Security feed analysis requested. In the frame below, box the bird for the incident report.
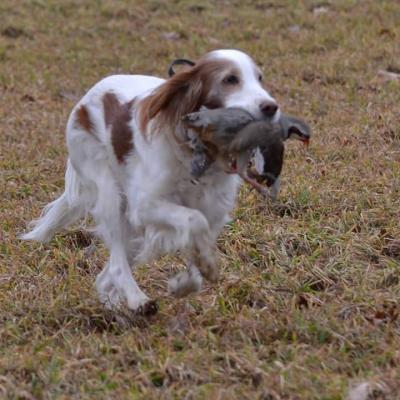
[183,108,310,198]
[182,107,254,178]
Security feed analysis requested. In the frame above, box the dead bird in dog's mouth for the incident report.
[182,107,311,199]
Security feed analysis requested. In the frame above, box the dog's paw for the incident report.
[168,270,202,298]
[197,256,220,283]
[201,264,220,283]
[192,243,220,283]
[135,300,158,316]
[127,296,158,316]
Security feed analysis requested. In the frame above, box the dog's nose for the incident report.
[260,100,278,117]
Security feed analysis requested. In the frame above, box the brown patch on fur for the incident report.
[75,105,93,133]
[102,92,135,163]
[139,57,238,136]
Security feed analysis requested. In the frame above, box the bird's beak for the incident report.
[301,137,310,146]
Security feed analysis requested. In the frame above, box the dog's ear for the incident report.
[139,66,205,132]
[168,58,195,77]
[139,59,231,133]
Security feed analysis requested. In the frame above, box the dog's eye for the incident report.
[223,75,239,85]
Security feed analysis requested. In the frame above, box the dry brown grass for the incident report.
[1,0,400,399]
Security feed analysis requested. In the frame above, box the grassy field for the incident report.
[1,0,400,398]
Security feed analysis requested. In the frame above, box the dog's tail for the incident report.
[21,159,90,243]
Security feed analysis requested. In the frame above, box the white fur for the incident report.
[22,49,277,311]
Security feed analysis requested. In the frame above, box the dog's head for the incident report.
[139,49,279,134]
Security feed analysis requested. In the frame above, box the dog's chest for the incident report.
[173,165,240,226]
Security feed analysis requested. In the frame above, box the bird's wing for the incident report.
[228,121,282,153]
[183,108,254,132]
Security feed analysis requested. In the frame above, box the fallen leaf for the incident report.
[21,94,35,102]
[366,303,398,325]
[347,381,388,400]
[288,25,301,33]
[377,69,400,81]
[347,382,370,400]
[382,239,400,258]
[57,90,79,102]
[312,6,330,15]
[162,31,181,41]
[379,28,395,37]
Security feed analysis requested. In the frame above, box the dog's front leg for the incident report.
[129,199,219,287]
[189,231,219,283]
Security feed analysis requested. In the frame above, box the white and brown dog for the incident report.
[22,49,279,314]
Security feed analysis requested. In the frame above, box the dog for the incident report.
[22,49,280,314]
[168,59,311,200]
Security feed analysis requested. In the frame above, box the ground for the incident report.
[1,0,400,399]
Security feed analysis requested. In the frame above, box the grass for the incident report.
[1,0,400,398]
